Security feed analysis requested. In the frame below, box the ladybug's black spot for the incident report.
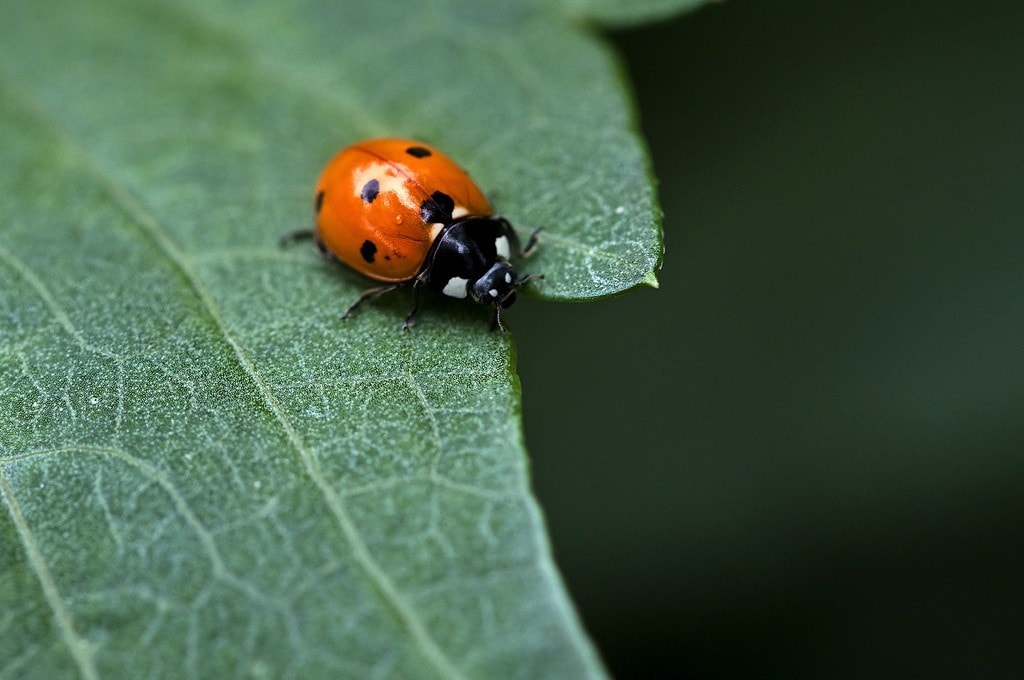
[360,179,380,203]
[406,146,432,158]
[420,191,454,224]
[315,190,325,213]
[360,240,377,263]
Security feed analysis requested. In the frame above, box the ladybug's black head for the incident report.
[470,261,519,308]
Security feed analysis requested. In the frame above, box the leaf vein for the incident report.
[5,444,275,606]
[0,244,123,360]
[0,466,100,680]
[537,230,639,267]
[339,473,516,502]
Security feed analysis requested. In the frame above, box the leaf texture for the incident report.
[0,0,703,676]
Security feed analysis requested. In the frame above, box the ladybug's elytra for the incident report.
[282,138,541,331]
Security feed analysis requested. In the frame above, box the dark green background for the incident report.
[517,1,1024,676]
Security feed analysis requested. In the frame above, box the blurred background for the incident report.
[516,0,1024,676]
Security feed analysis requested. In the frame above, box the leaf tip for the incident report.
[643,270,660,289]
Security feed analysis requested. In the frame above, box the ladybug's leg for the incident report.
[280,229,333,260]
[489,305,507,333]
[402,286,422,331]
[499,218,543,258]
[342,284,402,320]
[519,227,543,257]
[278,229,314,246]
[515,273,544,288]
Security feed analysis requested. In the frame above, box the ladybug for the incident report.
[282,137,541,330]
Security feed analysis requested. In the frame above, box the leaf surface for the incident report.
[0,0,703,677]
[562,0,711,26]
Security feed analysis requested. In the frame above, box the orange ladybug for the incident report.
[282,138,540,330]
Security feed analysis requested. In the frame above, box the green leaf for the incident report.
[560,0,711,27]
[0,0,692,677]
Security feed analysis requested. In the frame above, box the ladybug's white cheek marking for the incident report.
[495,235,511,259]
[452,205,469,219]
[442,276,469,298]
[429,223,444,240]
